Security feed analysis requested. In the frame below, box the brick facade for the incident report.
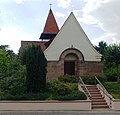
[47,60,103,80]
[47,48,103,80]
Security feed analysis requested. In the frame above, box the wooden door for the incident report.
[64,61,75,75]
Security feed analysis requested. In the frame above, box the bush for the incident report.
[54,90,87,100]
[82,75,106,85]
[104,67,118,81]
[0,92,49,100]
[46,80,87,100]
[58,75,78,83]
[103,82,120,99]
[47,81,74,96]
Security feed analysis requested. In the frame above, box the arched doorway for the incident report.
[59,48,84,77]
[64,53,78,75]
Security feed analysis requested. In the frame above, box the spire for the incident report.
[43,8,59,34]
[40,8,59,40]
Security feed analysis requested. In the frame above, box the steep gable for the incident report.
[44,12,102,61]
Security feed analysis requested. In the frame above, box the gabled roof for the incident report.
[43,8,59,34]
[44,12,102,61]
[40,8,59,40]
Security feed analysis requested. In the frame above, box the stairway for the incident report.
[81,85,110,110]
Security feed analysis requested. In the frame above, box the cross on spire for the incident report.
[49,3,52,9]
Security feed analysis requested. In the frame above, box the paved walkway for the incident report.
[0,111,120,115]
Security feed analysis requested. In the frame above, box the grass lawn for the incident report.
[104,82,120,99]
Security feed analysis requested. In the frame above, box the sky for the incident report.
[0,0,120,53]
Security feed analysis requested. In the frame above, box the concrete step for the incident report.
[81,84,110,109]
[89,92,101,94]
[87,88,98,91]
[91,96,104,99]
[92,102,108,105]
[92,99,106,102]
[90,94,102,97]
[92,105,109,109]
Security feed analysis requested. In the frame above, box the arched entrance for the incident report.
[64,53,78,75]
[59,48,84,76]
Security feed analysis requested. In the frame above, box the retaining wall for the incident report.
[0,100,91,111]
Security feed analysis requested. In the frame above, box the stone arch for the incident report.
[59,48,84,76]
[59,48,84,62]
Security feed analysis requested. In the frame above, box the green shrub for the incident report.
[104,68,117,81]
[58,75,78,83]
[82,75,106,85]
[54,90,87,100]
[82,76,96,85]
[47,81,74,96]
[0,92,49,100]
[103,82,120,99]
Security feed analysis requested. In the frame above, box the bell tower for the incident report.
[40,8,59,40]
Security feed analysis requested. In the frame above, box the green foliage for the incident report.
[0,92,49,100]
[0,80,87,100]
[47,81,73,95]
[0,45,15,57]
[103,44,120,81]
[20,45,47,92]
[104,82,120,99]
[82,75,106,85]
[0,59,26,95]
[104,67,118,81]
[95,41,107,55]
[0,49,11,79]
[58,75,78,83]
[0,46,27,99]
[54,90,87,100]
[46,81,86,100]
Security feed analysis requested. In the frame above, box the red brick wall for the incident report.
[20,41,46,51]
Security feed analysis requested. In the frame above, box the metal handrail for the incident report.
[95,76,113,108]
[79,77,91,98]
[95,76,112,99]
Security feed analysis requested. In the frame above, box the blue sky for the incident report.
[0,0,120,53]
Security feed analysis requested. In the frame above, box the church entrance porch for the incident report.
[62,48,83,76]
[46,48,103,80]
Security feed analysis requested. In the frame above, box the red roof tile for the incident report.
[43,9,59,34]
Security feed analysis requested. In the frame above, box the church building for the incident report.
[21,8,103,80]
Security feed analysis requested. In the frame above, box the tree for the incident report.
[95,41,107,55]
[0,46,27,98]
[104,44,120,82]
[20,45,47,92]
[0,45,15,57]
[0,49,11,79]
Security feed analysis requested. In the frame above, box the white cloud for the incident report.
[79,0,120,45]
[90,0,120,44]
[78,13,98,25]
[72,10,80,17]
[91,32,118,45]
[81,0,110,14]
[0,0,11,4]
[55,12,66,18]
[80,0,110,26]
[14,0,24,4]
[57,0,72,8]
[0,0,24,4]
[0,27,36,53]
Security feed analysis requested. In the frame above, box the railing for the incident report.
[79,77,91,98]
[95,76,113,107]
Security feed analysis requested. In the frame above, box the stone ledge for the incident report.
[0,100,91,111]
